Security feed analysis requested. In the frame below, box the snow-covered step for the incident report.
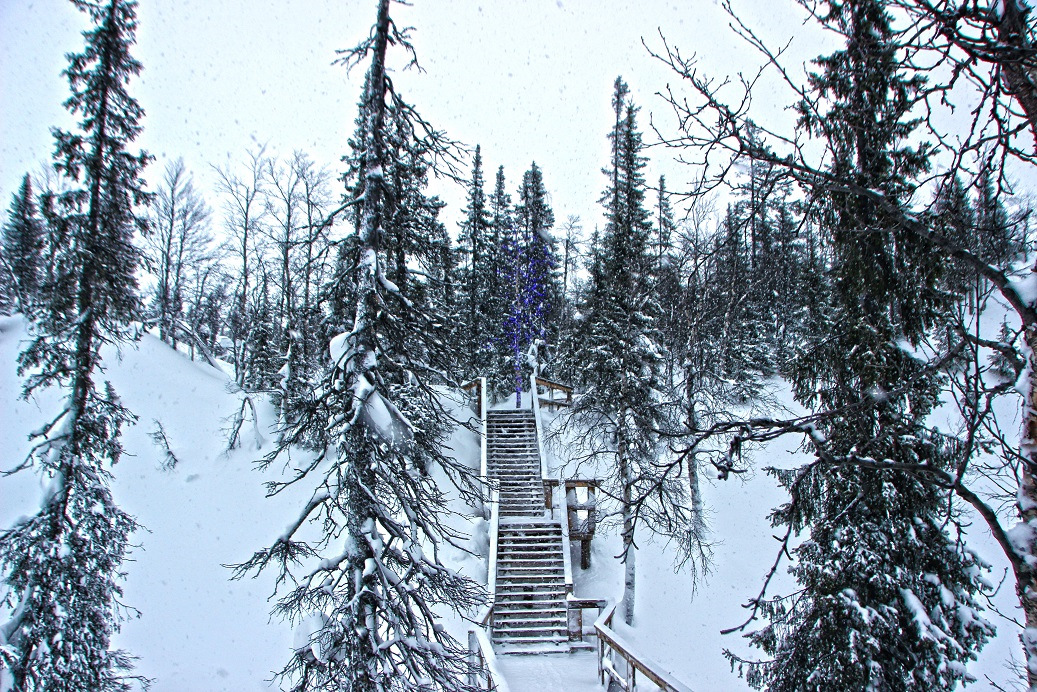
[485,408,572,653]
[497,555,563,563]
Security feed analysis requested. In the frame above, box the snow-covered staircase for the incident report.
[493,520,569,649]
[486,410,570,651]
[487,410,544,517]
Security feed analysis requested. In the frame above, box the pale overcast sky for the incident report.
[0,1,827,233]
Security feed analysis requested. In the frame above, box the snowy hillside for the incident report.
[0,316,486,691]
[0,313,1026,690]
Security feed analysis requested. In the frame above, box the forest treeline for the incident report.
[5,0,1037,690]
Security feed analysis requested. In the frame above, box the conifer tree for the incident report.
[569,78,681,625]
[0,1,149,689]
[1,175,46,313]
[232,2,483,689]
[456,146,493,378]
[500,162,558,404]
[486,165,516,396]
[975,161,1017,270]
[514,162,558,361]
[931,174,977,298]
[735,3,993,687]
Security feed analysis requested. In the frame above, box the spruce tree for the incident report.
[736,2,993,687]
[456,146,493,378]
[931,174,977,298]
[0,1,149,689]
[232,2,483,689]
[514,162,558,364]
[1,175,46,314]
[495,162,559,403]
[570,78,679,625]
[486,165,516,396]
[975,161,1016,270]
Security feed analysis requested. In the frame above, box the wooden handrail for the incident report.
[534,376,573,410]
[487,487,499,601]
[534,376,573,395]
[467,626,511,691]
[460,377,485,419]
[529,373,550,482]
[594,601,693,692]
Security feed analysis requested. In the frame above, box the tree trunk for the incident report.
[1019,327,1037,690]
[619,435,636,626]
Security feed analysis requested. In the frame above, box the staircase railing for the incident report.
[461,377,489,479]
[529,373,550,482]
[532,375,583,646]
[486,487,500,613]
[594,602,693,692]
[465,377,507,691]
[468,625,510,692]
[533,376,573,410]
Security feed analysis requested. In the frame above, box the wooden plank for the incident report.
[593,602,694,692]
[534,376,573,394]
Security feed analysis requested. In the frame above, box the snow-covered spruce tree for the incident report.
[485,165,517,397]
[1,175,46,314]
[729,2,993,688]
[231,2,483,689]
[0,1,149,689]
[931,174,977,299]
[513,162,558,368]
[455,145,500,380]
[568,78,689,626]
[497,162,558,404]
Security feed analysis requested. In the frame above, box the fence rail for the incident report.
[594,602,693,692]
[534,376,573,410]
[468,626,510,692]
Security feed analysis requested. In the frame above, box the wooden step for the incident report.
[492,633,569,646]
[493,589,568,597]
[492,623,567,637]
[498,559,563,567]
[495,596,565,607]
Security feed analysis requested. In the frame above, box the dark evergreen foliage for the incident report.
[734,2,994,687]
[0,1,150,689]
[231,2,484,689]
[1,175,46,314]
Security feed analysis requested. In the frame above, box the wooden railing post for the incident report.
[593,600,694,692]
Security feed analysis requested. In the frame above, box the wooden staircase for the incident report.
[486,409,570,651]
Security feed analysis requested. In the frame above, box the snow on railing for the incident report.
[594,601,693,692]
[529,373,550,482]
[464,376,507,691]
[460,377,488,480]
[467,626,511,692]
[486,487,500,603]
[533,375,573,410]
[555,472,574,599]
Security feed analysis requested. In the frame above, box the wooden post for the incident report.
[568,604,581,641]
[581,539,592,570]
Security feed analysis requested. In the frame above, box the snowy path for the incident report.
[496,651,603,691]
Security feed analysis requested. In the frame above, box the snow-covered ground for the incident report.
[497,651,601,692]
[0,316,485,690]
[543,375,1025,691]
[0,313,1027,690]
